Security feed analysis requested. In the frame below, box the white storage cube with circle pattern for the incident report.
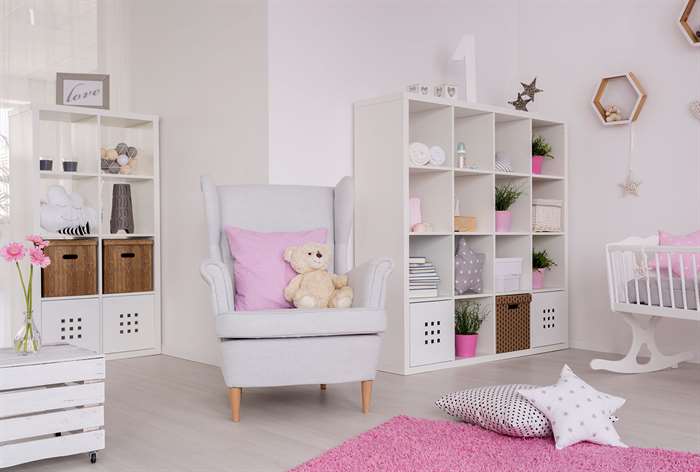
[41,298,100,352]
[103,294,154,353]
[530,291,567,347]
[409,300,455,367]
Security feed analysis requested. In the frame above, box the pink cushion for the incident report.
[649,230,700,278]
[224,226,327,311]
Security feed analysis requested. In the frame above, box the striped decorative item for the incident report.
[494,152,513,172]
[57,222,91,236]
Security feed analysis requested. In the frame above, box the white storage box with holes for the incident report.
[532,199,563,232]
[103,294,154,354]
[0,345,105,468]
[409,300,455,367]
[495,257,523,293]
[530,291,568,347]
[41,298,101,353]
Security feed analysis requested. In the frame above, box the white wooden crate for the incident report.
[409,300,455,367]
[0,345,105,468]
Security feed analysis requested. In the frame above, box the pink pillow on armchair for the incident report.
[224,227,327,311]
[649,230,700,278]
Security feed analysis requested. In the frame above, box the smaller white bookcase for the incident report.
[9,104,161,359]
[0,345,105,468]
[354,93,568,375]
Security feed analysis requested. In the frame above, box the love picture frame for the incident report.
[56,72,110,109]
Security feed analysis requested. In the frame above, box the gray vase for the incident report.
[110,184,134,234]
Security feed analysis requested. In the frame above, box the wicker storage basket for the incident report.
[532,198,562,232]
[42,239,98,297]
[496,293,531,353]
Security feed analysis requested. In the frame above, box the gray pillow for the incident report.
[455,238,484,294]
[435,384,552,438]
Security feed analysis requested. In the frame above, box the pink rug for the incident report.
[290,416,700,472]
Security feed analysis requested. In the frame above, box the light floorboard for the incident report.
[12,349,700,472]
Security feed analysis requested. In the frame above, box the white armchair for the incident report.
[200,176,392,421]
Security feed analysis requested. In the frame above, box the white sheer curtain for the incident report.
[0,0,103,346]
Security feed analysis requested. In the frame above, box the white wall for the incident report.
[268,0,700,360]
[126,0,269,366]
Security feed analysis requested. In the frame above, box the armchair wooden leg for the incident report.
[320,384,327,391]
[361,380,373,414]
[229,387,242,422]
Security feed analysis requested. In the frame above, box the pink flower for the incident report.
[29,248,51,268]
[1,242,26,263]
[26,235,49,249]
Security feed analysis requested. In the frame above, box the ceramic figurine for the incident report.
[604,105,623,122]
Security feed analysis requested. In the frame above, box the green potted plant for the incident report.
[455,300,489,358]
[495,183,524,232]
[532,249,557,289]
[532,135,554,175]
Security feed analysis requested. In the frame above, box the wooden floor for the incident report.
[13,349,700,472]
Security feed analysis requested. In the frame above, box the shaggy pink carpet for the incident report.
[290,416,700,472]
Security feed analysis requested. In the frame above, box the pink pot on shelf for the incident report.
[532,268,545,289]
[532,155,545,174]
[455,334,478,358]
[495,211,512,232]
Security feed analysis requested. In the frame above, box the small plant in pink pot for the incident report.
[495,183,524,232]
[1,235,51,354]
[532,249,556,290]
[455,300,489,358]
[531,135,554,175]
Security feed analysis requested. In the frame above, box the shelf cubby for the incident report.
[494,115,531,174]
[454,173,494,233]
[409,102,452,167]
[591,73,646,126]
[532,120,566,177]
[38,112,98,174]
[39,176,100,236]
[453,109,494,171]
[101,116,155,178]
[532,179,565,232]
[409,171,453,233]
[533,234,566,291]
[100,178,155,236]
[455,234,494,296]
[456,295,496,357]
[679,0,700,46]
[495,175,530,233]
[409,235,453,300]
[495,234,531,293]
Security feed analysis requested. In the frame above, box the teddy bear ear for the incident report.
[283,246,296,262]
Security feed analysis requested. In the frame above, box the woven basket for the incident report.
[496,293,531,353]
[532,198,562,232]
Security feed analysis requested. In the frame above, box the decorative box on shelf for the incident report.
[495,257,522,293]
[103,239,154,294]
[409,299,455,367]
[0,345,105,468]
[495,293,531,354]
[454,216,476,232]
[533,198,562,232]
[42,239,98,297]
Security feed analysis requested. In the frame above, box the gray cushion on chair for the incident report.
[216,308,386,338]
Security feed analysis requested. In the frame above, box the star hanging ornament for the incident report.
[508,92,532,112]
[619,171,641,197]
[520,77,543,102]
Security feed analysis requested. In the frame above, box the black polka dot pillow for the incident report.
[435,384,552,437]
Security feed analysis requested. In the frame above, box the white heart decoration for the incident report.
[690,100,700,121]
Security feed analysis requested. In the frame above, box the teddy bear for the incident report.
[283,242,353,309]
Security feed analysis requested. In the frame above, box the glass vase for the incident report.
[14,311,41,355]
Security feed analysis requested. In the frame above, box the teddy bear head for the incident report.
[284,242,332,274]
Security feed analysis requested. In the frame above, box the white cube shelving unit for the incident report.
[9,104,160,359]
[354,93,568,375]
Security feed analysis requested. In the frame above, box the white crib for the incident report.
[590,235,698,373]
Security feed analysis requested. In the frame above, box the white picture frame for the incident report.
[56,73,110,110]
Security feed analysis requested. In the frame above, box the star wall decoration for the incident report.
[508,92,532,112]
[520,77,543,102]
[619,171,641,197]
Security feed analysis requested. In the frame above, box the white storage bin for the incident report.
[495,257,522,293]
[409,299,454,367]
[530,291,568,347]
[41,298,101,353]
[103,294,154,354]
[533,198,563,232]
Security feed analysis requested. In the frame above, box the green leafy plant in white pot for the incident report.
[455,300,489,358]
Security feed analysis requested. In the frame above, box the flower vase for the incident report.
[14,311,41,354]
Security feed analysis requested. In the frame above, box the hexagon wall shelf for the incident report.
[591,73,647,126]
[679,0,700,46]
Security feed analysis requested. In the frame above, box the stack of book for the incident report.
[409,256,440,298]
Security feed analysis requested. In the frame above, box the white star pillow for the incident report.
[518,365,627,449]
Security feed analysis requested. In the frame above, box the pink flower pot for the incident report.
[495,211,512,232]
[455,334,478,358]
[532,269,545,289]
[532,155,545,174]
